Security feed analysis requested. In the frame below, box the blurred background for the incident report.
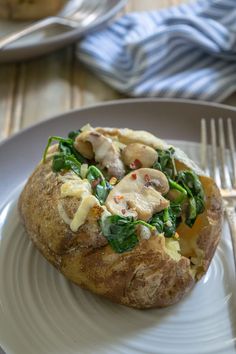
[0,0,236,143]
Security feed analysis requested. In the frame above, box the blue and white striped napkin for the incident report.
[77,0,236,102]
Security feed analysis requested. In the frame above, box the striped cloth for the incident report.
[77,0,236,102]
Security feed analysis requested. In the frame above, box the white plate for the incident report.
[0,99,236,354]
[0,0,126,62]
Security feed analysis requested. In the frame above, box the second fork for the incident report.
[201,117,236,273]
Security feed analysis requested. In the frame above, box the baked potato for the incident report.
[0,0,66,20]
[19,125,223,309]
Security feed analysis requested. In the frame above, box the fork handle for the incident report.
[0,18,55,50]
[0,17,79,51]
[225,206,236,273]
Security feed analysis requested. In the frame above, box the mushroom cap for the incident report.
[105,168,169,221]
[122,143,158,168]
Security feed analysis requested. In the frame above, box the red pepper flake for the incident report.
[131,173,137,180]
[129,159,142,170]
[91,178,101,188]
[173,233,180,240]
[121,209,126,215]
[114,195,124,204]
[144,174,151,182]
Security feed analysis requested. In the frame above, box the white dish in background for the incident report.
[0,99,236,354]
[0,0,126,62]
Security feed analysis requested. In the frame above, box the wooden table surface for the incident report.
[0,2,236,354]
[0,0,236,143]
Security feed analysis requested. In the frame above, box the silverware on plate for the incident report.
[201,118,236,272]
[0,17,83,51]
[0,0,125,50]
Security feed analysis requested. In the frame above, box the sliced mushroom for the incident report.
[105,168,169,221]
[75,140,93,160]
[74,131,125,179]
[122,143,158,168]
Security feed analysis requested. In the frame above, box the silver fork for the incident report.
[201,118,236,272]
[0,3,102,50]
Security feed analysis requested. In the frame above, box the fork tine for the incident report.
[210,118,217,181]
[218,118,227,189]
[200,118,207,173]
[227,118,236,189]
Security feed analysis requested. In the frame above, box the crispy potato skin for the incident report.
[19,130,223,309]
[19,161,107,266]
[61,237,194,309]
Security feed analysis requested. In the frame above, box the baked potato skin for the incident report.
[18,129,223,309]
[61,237,195,309]
[18,160,107,266]
[19,158,195,308]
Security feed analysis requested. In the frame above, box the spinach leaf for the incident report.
[176,170,205,227]
[52,154,81,176]
[63,130,86,162]
[43,136,73,163]
[43,134,87,176]
[101,215,154,253]
[168,178,188,204]
[59,140,86,164]
[150,204,181,238]
[43,135,86,164]
[153,147,176,179]
[86,165,112,204]
[68,130,81,141]
[153,147,205,229]
[101,215,138,253]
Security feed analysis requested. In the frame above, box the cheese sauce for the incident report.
[58,172,100,232]
[70,195,99,232]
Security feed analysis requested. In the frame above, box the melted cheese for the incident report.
[61,179,91,199]
[96,138,113,161]
[57,200,72,225]
[70,195,99,232]
[57,171,81,183]
[80,163,88,179]
[58,172,101,232]
[81,123,92,132]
